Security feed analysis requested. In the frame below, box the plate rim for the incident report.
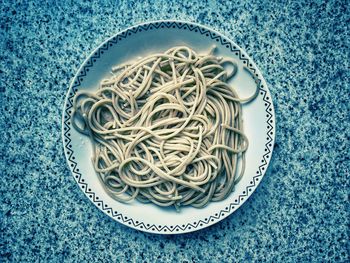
[61,19,276,234]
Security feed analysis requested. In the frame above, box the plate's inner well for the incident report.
[71,45,259,210]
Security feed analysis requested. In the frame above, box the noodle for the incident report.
[72,46,258,209]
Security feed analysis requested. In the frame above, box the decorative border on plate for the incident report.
[62,21,275,233]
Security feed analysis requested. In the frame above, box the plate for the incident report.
[62,20,275,234]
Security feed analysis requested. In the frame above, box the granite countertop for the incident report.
[1,0,348,262]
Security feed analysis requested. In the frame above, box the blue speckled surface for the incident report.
[1,0,349,262]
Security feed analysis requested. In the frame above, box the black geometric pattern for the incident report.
[62,20,275,233]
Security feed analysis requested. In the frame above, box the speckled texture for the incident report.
[1,0,349,262]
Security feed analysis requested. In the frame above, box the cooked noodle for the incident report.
[72,46,258,209]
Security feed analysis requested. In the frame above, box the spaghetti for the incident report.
[72,46,258,209]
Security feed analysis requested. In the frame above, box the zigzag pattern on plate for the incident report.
[63,21,274,233]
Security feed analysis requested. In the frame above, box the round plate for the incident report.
[62,20,275,234]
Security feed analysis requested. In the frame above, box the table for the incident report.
[1,0,348,262]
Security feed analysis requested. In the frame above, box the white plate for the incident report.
[62,20,275,234]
